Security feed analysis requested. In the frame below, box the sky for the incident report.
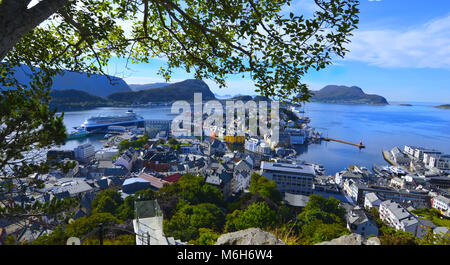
[103,0,450,103]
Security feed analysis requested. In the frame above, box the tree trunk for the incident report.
[0,0,70,61]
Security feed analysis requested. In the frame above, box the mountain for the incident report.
[129,83,171,91]
[435,104,450,109]
[309,85,389,105]
[49,89,110,112]
[214,93,234,99]
[4,65,131,98]
[107,79,216,104]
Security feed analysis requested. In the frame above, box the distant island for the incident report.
[309,85,389,105]
[435,104,450,109]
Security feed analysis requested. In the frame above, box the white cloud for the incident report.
[344,15,450,69]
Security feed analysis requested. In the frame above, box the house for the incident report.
[364,192,382,209]
[122,178,152,195]
[390,177,406,189]
[144,152,178,172]
[115,148,138,171]
[431,195,450,217]
[138,173,169,190]
[209,139,226,156]
[205,171,233,199]
[232,160,252,193]
[52,178,94,198]
[346,206,379,238]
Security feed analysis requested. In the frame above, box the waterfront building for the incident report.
[414,148,441,161]
[390,147,411,167]
[74,143,95,163]
[429,155,450,171]
[404,145,419,157]
[260,161,315,196]
[423,152,442,166]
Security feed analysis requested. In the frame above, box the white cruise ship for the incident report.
[79,110,144,132]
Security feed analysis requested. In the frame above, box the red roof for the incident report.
[163,173,182,183]
[138,173,168,189]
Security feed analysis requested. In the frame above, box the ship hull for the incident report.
[82,120,144,133]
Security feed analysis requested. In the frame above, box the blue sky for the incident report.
[107,0,450,103]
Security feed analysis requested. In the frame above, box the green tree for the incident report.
[225,202,277,232]
[299,219,349,245]
[91,189,123,216]
[164,202,225,242]
[157,174,223,205]
[189,228,220,245]
[65,212,121,239]
[249,173,282,203]
[32,225,68,245]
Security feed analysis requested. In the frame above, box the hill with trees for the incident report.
[107,79,216,104]
[310,85,389,105]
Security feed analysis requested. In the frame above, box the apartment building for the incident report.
[260,161,315,196]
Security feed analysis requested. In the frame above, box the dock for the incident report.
[322,137,366,148]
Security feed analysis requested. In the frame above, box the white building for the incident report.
[390,177,406,189]
[260,161,315,196]
[74,143,95,163]
[414,148,441,161]
[379,200,424,237]
[429,155,450,171]
[423,152,441,166]
[232,160,252,193]
[404,145,418,157]
[95,148,119,161]
[432,195,450,217]
[364,192,382,209]
[245,138,272,155]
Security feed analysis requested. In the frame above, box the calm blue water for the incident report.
[295,102,450,174]
[58,102,450,175]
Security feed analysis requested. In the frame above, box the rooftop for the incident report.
[261,161,315,176]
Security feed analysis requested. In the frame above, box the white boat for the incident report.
[80,109,144,132]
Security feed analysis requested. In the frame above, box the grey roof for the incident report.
[347,206,370,226]
[381,200,419,227]
[284,193,310,207]
[261,161,315,176]
[365,192,381,204]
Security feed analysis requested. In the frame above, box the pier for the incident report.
[322,137,366,149]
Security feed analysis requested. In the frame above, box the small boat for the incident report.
[67,127,89,140]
